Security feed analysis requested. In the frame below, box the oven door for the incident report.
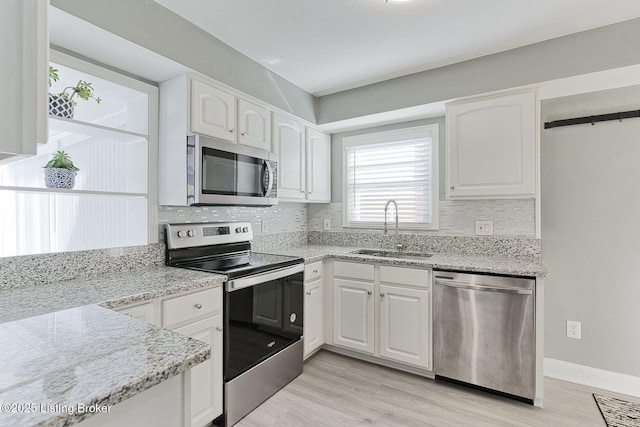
[188,135,277,206]
[224,265,303,382]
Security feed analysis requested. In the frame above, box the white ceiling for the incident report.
[153,0,640,96]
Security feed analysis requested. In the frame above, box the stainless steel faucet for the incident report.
[384,200,403,250]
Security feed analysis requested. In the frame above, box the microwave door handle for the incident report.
[263,160,274,196]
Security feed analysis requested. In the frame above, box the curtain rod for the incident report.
[544,109,640,129]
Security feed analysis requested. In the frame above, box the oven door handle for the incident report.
[226,263,304,292]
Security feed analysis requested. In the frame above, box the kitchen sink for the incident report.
[350,249,433,261]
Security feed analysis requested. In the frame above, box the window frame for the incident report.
[342,124,439,230]
[50,49,160,245]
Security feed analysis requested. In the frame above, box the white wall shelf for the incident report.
[0,186,148,198]
[49,116,148,143]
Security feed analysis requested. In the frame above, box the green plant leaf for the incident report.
[43,150,80,172]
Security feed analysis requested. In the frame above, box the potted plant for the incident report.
[48,66,102,119]
[43,150,80,189]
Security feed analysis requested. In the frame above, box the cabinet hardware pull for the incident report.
[241,132,247,136]
[367,291,372,295]
[312,269,318,273]
[306,291,312,295]
[194,303,203,309]
[216,326,223,332]
[380,293,385,297]
[450,185,455,190]
[229,129,236,134]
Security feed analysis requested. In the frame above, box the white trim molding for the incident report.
[544,358,640,398]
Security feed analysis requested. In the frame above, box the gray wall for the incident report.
[51,0,317,123]
[541,86,640,376]
[318,17,640,124]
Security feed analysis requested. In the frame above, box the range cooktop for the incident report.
[165,222,303,279]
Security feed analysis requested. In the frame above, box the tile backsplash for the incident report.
[157,203,308,241]
[308,200,535,237]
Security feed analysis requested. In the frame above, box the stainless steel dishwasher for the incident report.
[433,271,535,402]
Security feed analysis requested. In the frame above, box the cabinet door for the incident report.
[116,302,157,326]
[379,284,430,368]
[238,99,271,151]
[173,313,223,427]
[273,113,306,200]
[0,0,47,161]
[333,278,374,354]
[304,278,324,358]
[446,90,536,198]
[191,79,236,142]
[306,128,331,202]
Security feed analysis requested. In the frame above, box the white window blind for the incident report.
[344,125,438,229]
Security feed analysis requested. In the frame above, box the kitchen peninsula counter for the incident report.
[0,267,225,427]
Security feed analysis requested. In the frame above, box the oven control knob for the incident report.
[235,227,242,233]
[242,227,248,233]
[177,230,187,238]
[187,230,195,237]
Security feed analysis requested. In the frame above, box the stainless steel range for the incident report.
[165,222,304,426]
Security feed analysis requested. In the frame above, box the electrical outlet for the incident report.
[475,220,494,236]
[567,320,582,339]
[261,220,268,233]
[323,218,331,230]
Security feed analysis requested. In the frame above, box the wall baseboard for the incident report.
[544,358,640,398]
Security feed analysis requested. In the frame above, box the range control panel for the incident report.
[166,222,253,249]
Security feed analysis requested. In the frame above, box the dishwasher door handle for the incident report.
[434,278,533,295]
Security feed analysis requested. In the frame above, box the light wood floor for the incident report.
[236,350,638,427]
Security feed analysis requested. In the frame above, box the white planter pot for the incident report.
[44,168,76,189]
[48,94,74,119]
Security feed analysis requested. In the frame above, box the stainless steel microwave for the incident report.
[187,135,278,206]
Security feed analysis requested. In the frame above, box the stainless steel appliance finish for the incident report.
[165,222,304,426]
[187,135,278,206]
[433,271,536,402]
[225,340,303,427]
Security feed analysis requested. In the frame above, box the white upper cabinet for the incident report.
[272,113,331,203]
[446,90,536,199]
[0,0,48,163]
[190,79,236,142]
[238,99,271,151]
[273,113,306,200]
[306,128,331,203]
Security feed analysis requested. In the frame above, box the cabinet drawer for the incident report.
[304,261,323,282]
[163,287,221,328]
[380,265,430,288]
[334,261,374,281]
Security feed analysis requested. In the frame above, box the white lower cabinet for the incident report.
[333,278,375,354]
[378,284,430,368]
[173,313,223,427]
[303,261,324,358]
[162,287,223,427]
[115,301,158,326]
[332,261,432,370]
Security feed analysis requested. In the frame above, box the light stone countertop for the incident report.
[0,305,210,427]
[0,267,225,427]
[264,244,547,277]
[0,244,544,427]
[0,266,226,324]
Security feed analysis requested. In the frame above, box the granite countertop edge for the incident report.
[44,345,211,427]
[269,245,548,277]
[0,267,225,427]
